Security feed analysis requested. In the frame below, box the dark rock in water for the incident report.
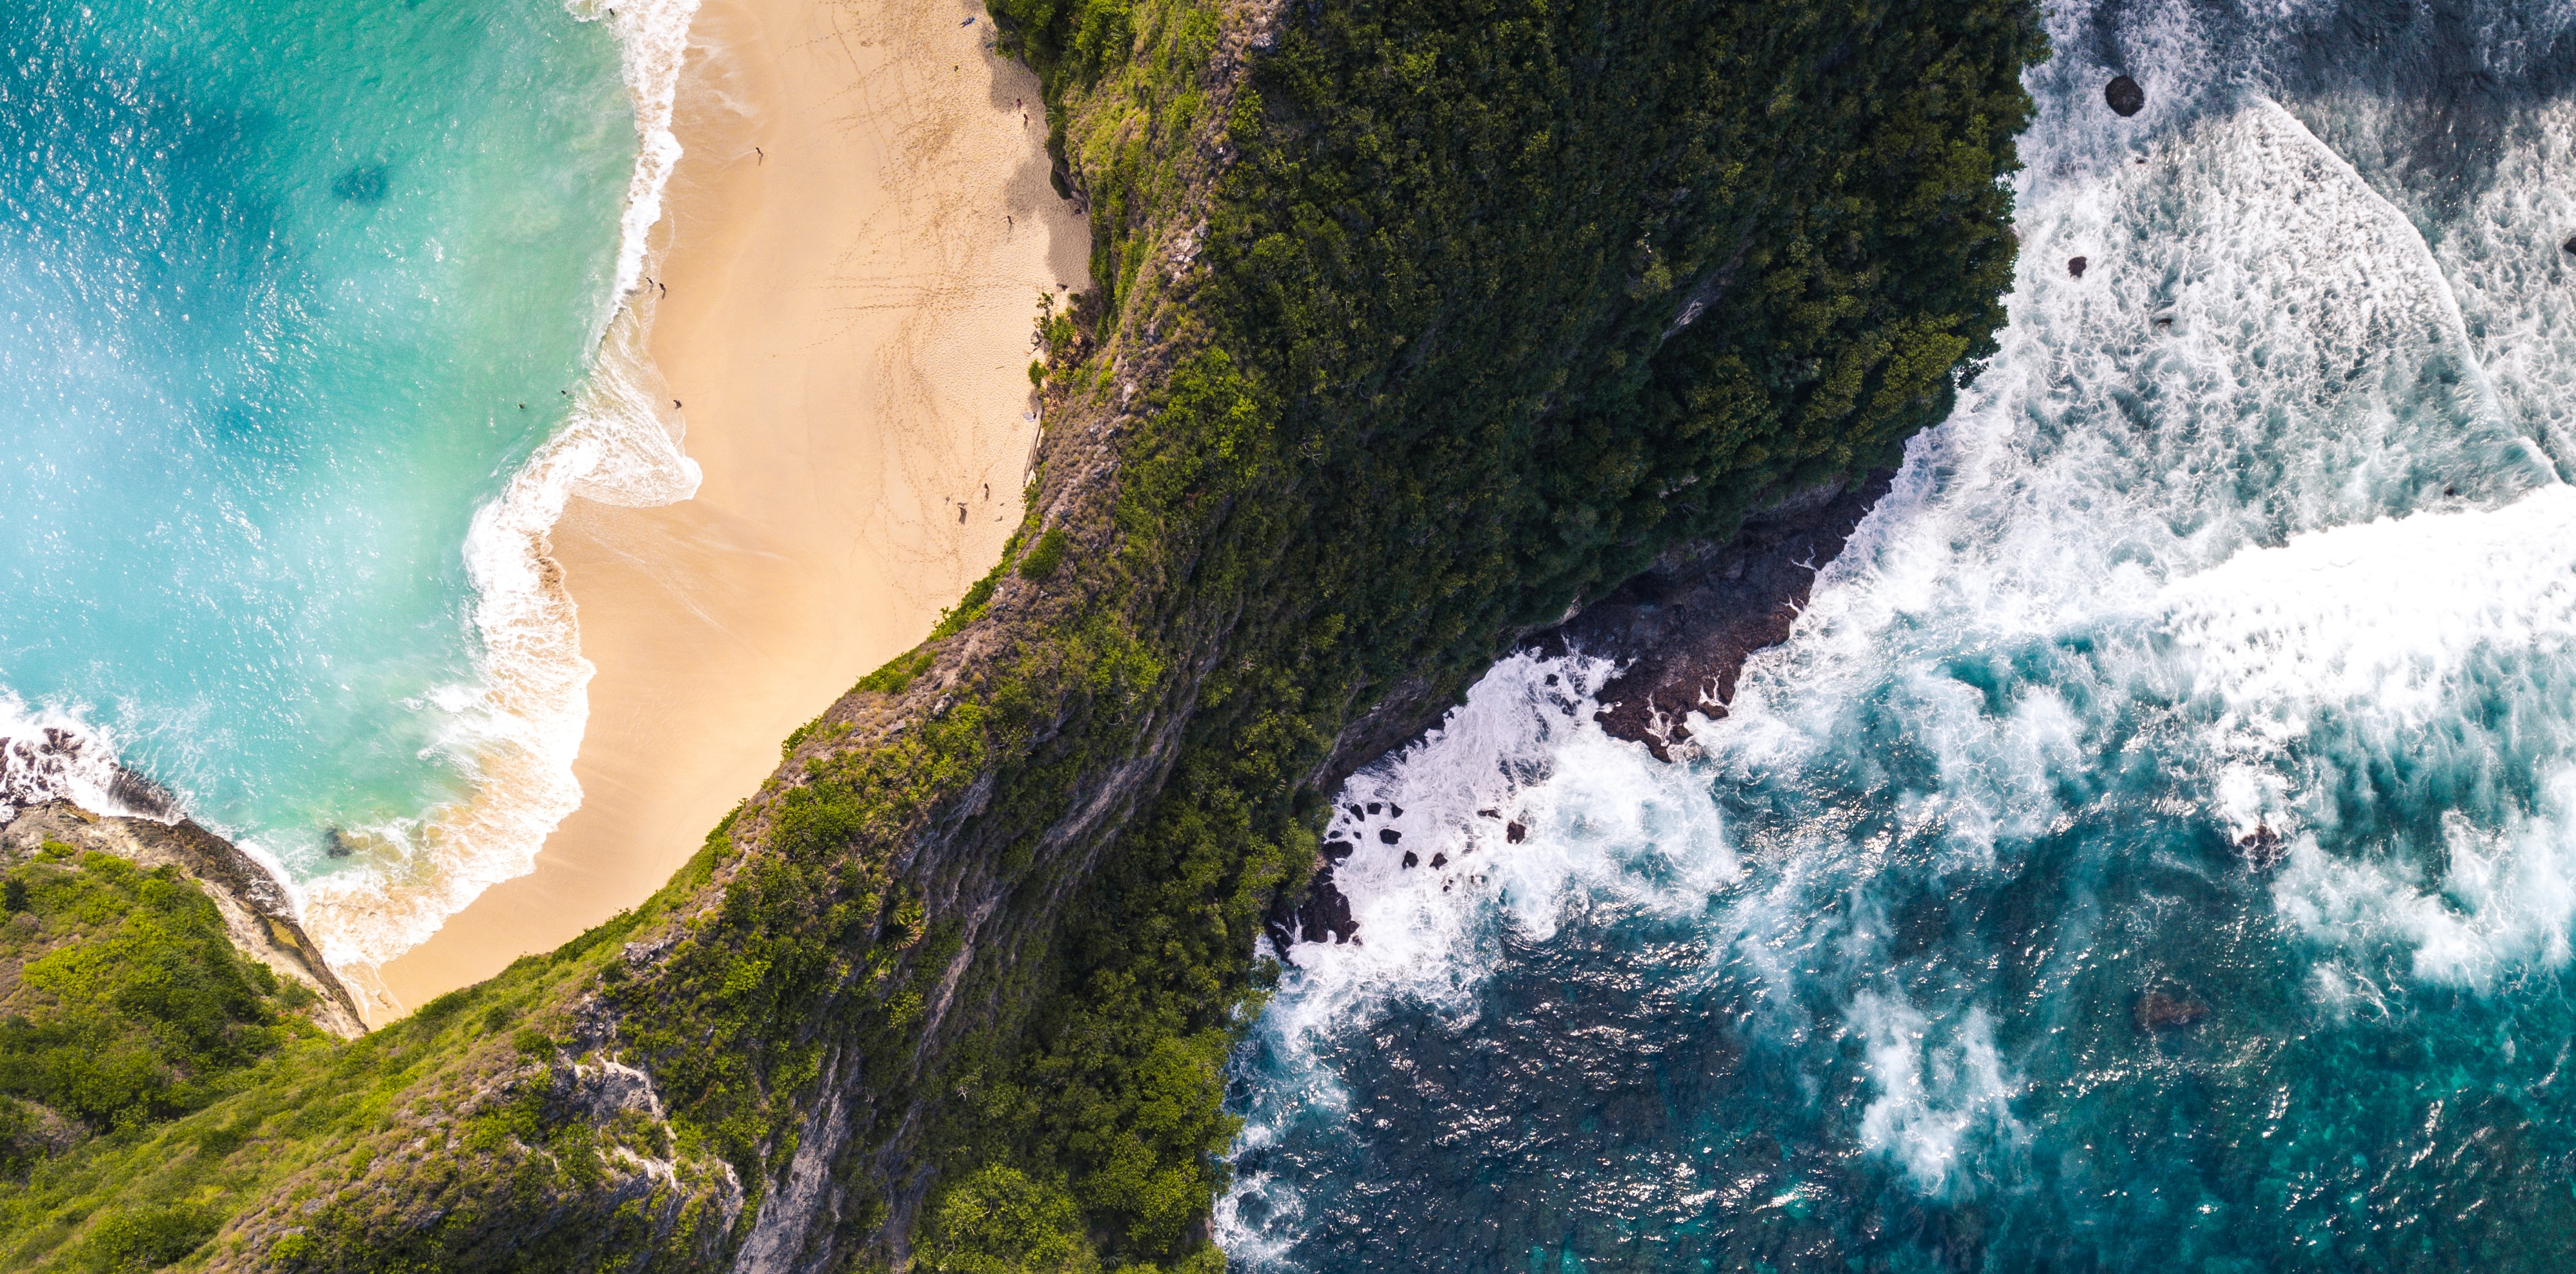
[1531,470,1895,761]
[1270,864,1358,951]
[1429,853,1447,869]
[2135,990,2211,1032]
[333,164,390,204]
[106,765,177,819]
[1345,804,1363,819]
[2236,820,2286,869]
[325,827,354,859]
[1366,802,1382,814]
[2068,255,2088,278]
[1506,820,1526,844]
[1378,827,1401,844]
[1322,836,1354,863]
[2563,235,2575,256]
[1388,802,1404,817]
[1477,808,1500,819]
[1401,850,1419,869]
[2106,75,2145,117]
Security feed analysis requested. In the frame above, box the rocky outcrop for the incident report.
[1544,471,1896,762]
[1273,472,1897,953]
[0,801,366,1038]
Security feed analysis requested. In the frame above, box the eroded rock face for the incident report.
[1542,471,1897,762]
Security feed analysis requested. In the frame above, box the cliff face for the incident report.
[0,1,2042,1270]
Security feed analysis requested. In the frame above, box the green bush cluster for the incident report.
[0,851,312,1172]
[1018,528,1072,580]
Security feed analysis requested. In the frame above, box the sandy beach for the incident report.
[361,0,1087,1019]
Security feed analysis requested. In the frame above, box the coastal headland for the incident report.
[0,0,2040,1268]
[364,0,1088,1019]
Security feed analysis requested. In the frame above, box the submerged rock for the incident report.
[332,163,389,204]
[2135,990,2211,1032]
[2106,75,2145,117]
[2068,255,2088,278]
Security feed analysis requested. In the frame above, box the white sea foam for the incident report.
[1255,653,1738,1055]
[297,0,705,972]
[1853,998,2026,1195]
[574,0,703,309]
[0,693,152,823]
[1230,6,2576,1238]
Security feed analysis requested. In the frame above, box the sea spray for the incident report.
[0,695,146,824]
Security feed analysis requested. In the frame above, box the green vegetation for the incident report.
[1017,528,1072,580]
[0,0,2040,1268]
[938,0,2042,1265]
[0,849,317,1181]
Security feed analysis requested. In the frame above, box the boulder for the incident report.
[2106,75,2145,117]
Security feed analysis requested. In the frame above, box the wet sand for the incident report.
[361,0,1087,1019]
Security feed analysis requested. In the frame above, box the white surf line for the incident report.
[2260,96,2541,475]
[305,0,710,986]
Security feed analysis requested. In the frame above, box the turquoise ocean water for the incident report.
[1227,0,2576,1268]
[0,0,677,966]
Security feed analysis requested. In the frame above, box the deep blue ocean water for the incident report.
[0,0,687,964]
[1224,1,2576,1268]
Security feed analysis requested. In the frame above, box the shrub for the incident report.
[919,1166,1100,1274]
[74,1203,219,1272]
[1018,529,1071,581]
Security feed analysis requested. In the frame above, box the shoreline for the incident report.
[358,0,1085,1020]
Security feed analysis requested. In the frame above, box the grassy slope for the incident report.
[0,1,2040,1269]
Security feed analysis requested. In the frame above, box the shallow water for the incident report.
[1223,1,2576,1268]
[0,0,652,962]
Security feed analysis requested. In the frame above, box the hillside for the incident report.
[0,0,2041,1268]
